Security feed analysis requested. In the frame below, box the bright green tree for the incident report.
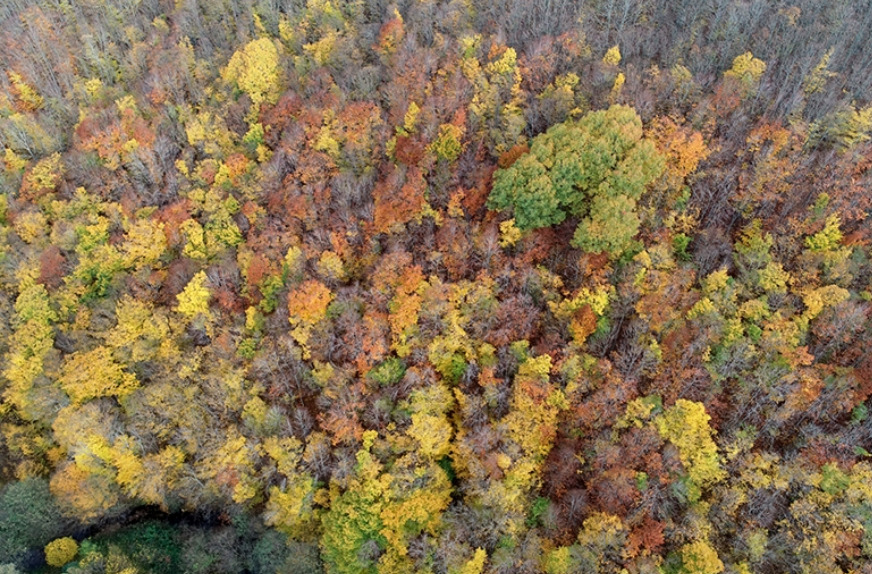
[488,105,663,257]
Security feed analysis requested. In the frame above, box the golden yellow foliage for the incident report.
[123,217,166,269]
[223,38,281,108]
[680,540,724,574]
[44,537,78,567]
[498,218,522,248]
[406,383,455,459]
[602,45,621,66]
[4,147,28,172]
[23,152,62,198]
[12,210,48,244]
[106,296,170,363]
[58,346,139,405]
[50,461,119,521]
[610,72,625,101]
[429,123,465,162]
[725,51,766,91]
[655,400,725,495]
[288,279,333,326]
[176,271,211,319]
[317,250,347,282]
[453,548,487,574]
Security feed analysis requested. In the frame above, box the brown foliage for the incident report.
[497,143,529,169]
[373,166,426,234]
[38,245,66,289]
[627,515,666,557]
[394,135,426,165]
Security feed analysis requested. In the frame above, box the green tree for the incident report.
[0,479,66,562]
[320,431,387,574]
[488,105,663,257]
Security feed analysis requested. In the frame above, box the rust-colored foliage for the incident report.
[497,142,530,169]
[373,166,427,234]
[627,515,666,557]
[375,15,404,57]
[394,135,426,165]
[157,200,193,248]
[38,245,66,289]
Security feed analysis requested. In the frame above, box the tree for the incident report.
[176,271,211,319]
[49,461,120,522]
[3,277,56,418]
[679,540,724,574]
[288,279,333,358]
[654,400,725,501]
[0,479,65,562]
[58,346,139,405]
[222,38,281,111]
[488,105,663,257]
[44,537,78,567]
[319,431,387,574]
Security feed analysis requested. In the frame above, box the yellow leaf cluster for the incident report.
[59,346,139,405]
[8,71,44,110]
[725,51,766,90]
[602,45,621,66]
[453,548,487,574]
[13,210,48,244]
[222,38,281,107]
[317,249,347,282]
[44,537,78,567]
[680,540,724,574]
[123,218,166,269]
[801,284,850,321]
[498,218,522,248]
[549,284,612,320]
[4,147,28,171]
[106,296,169,363]
[655,400,726,492]
[176,271,211,319]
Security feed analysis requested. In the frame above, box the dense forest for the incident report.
[2,0,872,572]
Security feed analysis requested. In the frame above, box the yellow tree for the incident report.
[57,346,138,405]
[222,38,281,112]
[176,271,211,319]
[3,276,56,419]
[655,400,725,501]
[262,436,317,538]
[105,296,170,364]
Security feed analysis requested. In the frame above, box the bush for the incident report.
[45,537,78,567]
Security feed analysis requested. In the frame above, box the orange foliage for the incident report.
[355,312,389,374]
[246,254,273,288]
[373,166,426,234]
[375,15,404,57]
[225,153,249,181]
[647,116,710,193]
[157,200,193,247]
[497,142,529,169]
[569,304,598,345]
[38,245,66,289]
[261,92,302,142]
[627,516,666,557]
[288,280,333,325]
[320,382,366,445]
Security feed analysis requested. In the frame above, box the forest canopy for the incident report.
[1,0,872,573]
